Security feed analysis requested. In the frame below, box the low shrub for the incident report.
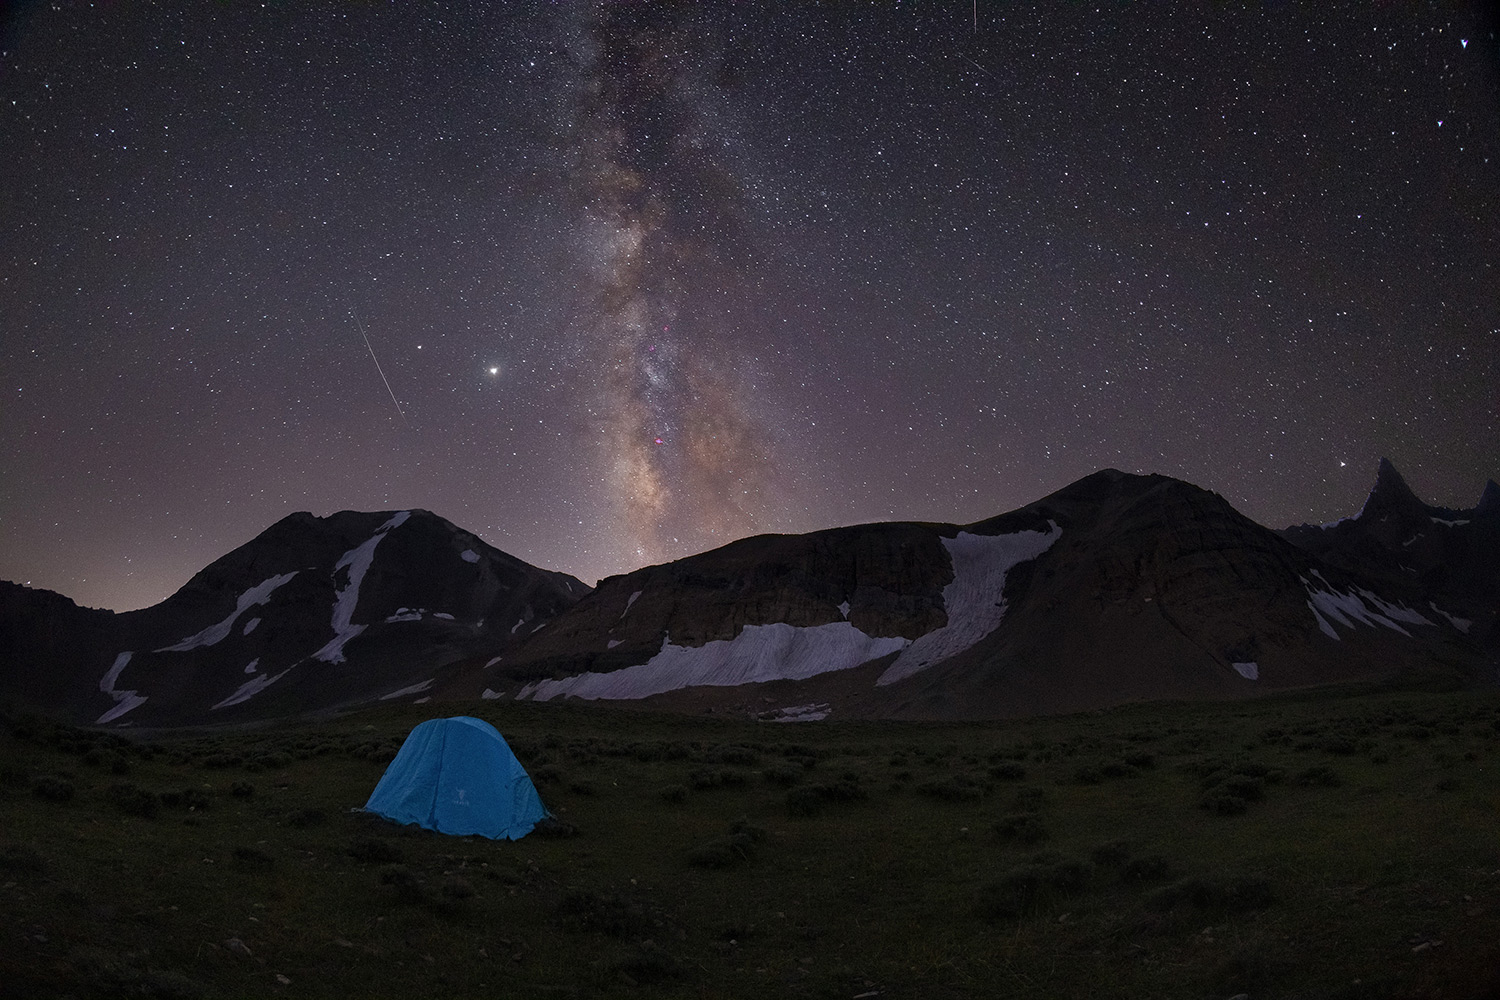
[987,761,1027,781]
[993,813,1050,844]
[976,855,1092,920]
[785,778,866,817]
[761,763,802,787]
[285,808,326,829]
[532,817,579,838]
[1090,840,1131,867]
[1146,875,1274,914]
[658,784,688,803]
[31,775,74,803]
[232,845,274,871]
[1294,765,1342,787]
[108,783,159,818]
[1120,854,1173,884]
[349,837,406,864]
[1199,792,1248,816]
[555,891,650,938]
[915,776,985,803]
[688,768,749,790]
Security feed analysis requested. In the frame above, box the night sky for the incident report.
[2,3,1497,613]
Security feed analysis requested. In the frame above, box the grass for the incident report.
[2,687,1500,998]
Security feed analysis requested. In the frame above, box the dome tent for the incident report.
[364,716,549,840]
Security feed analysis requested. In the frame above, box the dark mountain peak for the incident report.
[1357,457,1426,521]
[1476,479,1500,516]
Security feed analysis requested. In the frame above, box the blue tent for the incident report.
[364,716,549,840]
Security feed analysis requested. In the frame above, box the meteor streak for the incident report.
[345,301,406,424]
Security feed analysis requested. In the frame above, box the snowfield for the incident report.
[519,621,911,702]
[1303,571,1433,640]
[156,572,297,652]
[877,523,1061,686]
[312,511,410,663]
[97,651,147,724]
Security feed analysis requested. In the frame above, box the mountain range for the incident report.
[1,461,1495,726]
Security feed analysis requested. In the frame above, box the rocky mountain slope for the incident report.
[2,462,1493,726]
[471,466,1490,720]
[0,510,587,726]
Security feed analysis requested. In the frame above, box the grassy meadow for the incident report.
[3,686,1499,999]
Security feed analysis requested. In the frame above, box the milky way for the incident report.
[565,4,772,567]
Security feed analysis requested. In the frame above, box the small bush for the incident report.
[378,864,429,905]
[786,787,823,817]
[1123,752,1156,769]
[1012,787,1048,811]
[1294,766,1342,787]
[988,761,1027,781]
[1098,760,1137,779]
[441,876,476,900]
[533,765,564,784]
[1090,840,1132,868]
[349,837,405,864]
[993,813,1050,844]
[285,808,326,829]
[609,942,682,985]
[555,891,649,938]
[1120,854,1173,884]
[1073,765,1102,785]
[1199,792,1248,816]
[31,775,74,803]
[532,817,579,838]
[1146,875,1274,914]
[108,783,159,818]
[230,781,255,799]
[567,780,598,797]
[761,763,802,787]
[688,768,749,790]
[714,746,759,766]
[915,776,985,803]
[657,784,688,803]
[232,846,274,871]
[976,856,1092,920]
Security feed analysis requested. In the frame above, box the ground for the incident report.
[3,684,1500,999]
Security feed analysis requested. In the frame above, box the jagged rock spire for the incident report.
[1357,457,1426,521]
[1477,479,1500,516]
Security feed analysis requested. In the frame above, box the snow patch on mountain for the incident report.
[212,668,292,710]
[519,622,911,703]
[878,522,1062,686]
[243,657,260,675]
[460,549,480,563]
[763,702,831,722]
[97,651,147,724]
[1429,602,1473,633]
[1431,517,1469,527]
[1303,572,1433,640]
[380,678,435,700]
[1232,661,1259,680]
[620,590,643,619]
[156,572,297,652]
[313,511,410,663]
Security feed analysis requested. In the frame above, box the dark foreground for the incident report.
[3,686,1499,999]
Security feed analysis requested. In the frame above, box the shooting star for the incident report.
[346,301,406,424]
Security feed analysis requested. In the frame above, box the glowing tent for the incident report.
[364,716,548,840]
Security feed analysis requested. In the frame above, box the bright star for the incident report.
[488,366,499,376]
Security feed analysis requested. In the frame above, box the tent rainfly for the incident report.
[364,716,549,840]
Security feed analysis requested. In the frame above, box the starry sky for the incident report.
[2,3,1497,613]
